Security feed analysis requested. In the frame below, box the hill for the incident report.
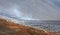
[0,17,59,35]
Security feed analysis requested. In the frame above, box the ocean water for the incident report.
[23,20,60,32]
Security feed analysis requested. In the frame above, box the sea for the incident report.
[23,20,60,32]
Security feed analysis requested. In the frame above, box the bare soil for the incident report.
[0,18,59,35]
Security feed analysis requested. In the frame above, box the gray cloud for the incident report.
[0,0,60,20]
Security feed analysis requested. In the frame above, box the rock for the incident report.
[0,18,59,35]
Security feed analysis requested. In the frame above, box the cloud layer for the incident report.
[0,0,60,20]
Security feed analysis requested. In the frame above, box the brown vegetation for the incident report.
[0,18,59,35]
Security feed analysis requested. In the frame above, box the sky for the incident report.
[0,0,60,20]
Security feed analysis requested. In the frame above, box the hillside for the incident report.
[0,18,59,35]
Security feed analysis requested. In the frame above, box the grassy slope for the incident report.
[0,18,59,35]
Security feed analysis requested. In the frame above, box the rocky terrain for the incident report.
[0,18,59,35]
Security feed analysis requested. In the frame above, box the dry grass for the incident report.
[0,18,59,35]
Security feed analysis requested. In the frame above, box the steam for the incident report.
[11,4,39,20]
[12,4,22,18]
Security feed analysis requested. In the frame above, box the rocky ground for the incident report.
[0,18,59,35]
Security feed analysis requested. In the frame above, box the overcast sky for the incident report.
[0,0,60,20]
